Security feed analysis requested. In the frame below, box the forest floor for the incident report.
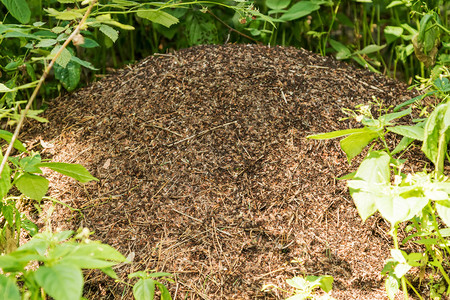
[24,44,427,299]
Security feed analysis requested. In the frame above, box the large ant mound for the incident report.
[27,44,416,299]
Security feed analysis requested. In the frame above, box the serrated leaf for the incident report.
[36,162,98,183]
[35,39,57,48]
[99,24,118,42]
[50,45,72,68]
[0,84,13,93]
[15,173,49,201]
[0,274,20,300]
[136,10,179,28]
[45,7,83,20]
[54,61,81,92]
[35,264,83,300]
[1,0,31,24]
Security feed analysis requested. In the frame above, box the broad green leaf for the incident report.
[99,20,135,30]
[386,0,404,8]
[54,61,81,92]
[384,26,403,44]
[44,7,83,20]
[376,195,411,225]
[67,243,126,262]
[0,274,20,300]
[340,130,379,161]
[136,10,179,28]
[388,125,424,141]
[35,264,83,300]
[329,39,351,59]
[15,173,49,201]
[35,39,57,48]
[0,130,27,152]
[435,77,450,93]
[1,0,31,24]
[279,1,321,21]
[266,0,291,10]
[307,127,369,139]
[394,263,411,278]
[71,56,98,70]
[422,102,450,165]
[99,24,118,42]
[436,200,450,227]
[133,278,156,300]
[2,204,13,225]
[79,38,100,48]
[60,257,118,269]
[19,154,42,173]
[22,218,38,236]
[36,162,98,183]
[306,275,333,293]
[156,282,172,300]
[348,151,390,221]
[50,45,72,68]
[354,44,386,55]
[147,272,173,278]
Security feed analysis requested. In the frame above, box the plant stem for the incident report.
[392,226,409,299]
[0,0,98,177]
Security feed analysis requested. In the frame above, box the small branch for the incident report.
[0,1,98,177]
[206,10,262,45]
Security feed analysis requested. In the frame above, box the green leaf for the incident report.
[307,127,369,139]
[133,278,156,300]
[0,84,13,93]
[348,151,390,221]
[0,152,12,200]
[2,204,13,225]
[66,243,126,262]
[329,39,351,59]
[44,7,83,20]
[0,274,20,300]
[385,275,399,300]
[36,162,98,183]
[71,56,99,70]
[35,264,83,300]
[50,45,72,68]
[422,102,450,165]
[101,266,118,279]
[354,44,386,55]
[436,200,450,227]
[306,275,333,293]
[35,39,57,48]
[279,1,321,21]
[1,0,31,24]
[19,154,42,173]
[54,61,81,92]
[0,130,27,152]
[386,0,404,8]
[186,12,218,47]
[136,10,179,28]
[99,24,118,43]
[435,77,450,93]
[78,38,100,48]
[384,26,403,44]
[266,0,291,10]
[391,136,414,155]
[380,107,411,123]
[340,130,379,161]
[15,173,49,201]
[388,125,424,141]
[156,282,172,300]
[22,218,38,236]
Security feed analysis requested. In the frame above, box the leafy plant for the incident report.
[128,271,174,300]
[307,78,450,298]
[263,274,334,300]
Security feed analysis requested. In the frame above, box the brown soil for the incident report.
[25,44,422,299]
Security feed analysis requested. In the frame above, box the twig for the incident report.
[167,120,237,146]
[0,1,98,177]
[206,10,262,45]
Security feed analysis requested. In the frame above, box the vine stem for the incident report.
[0,0,97,177]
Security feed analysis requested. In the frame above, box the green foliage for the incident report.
[129,271,174,300]
[307,75,450,298]
[263,274,334,299]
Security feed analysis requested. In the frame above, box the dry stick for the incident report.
[0,1,97,177]
[206,10,262,45]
